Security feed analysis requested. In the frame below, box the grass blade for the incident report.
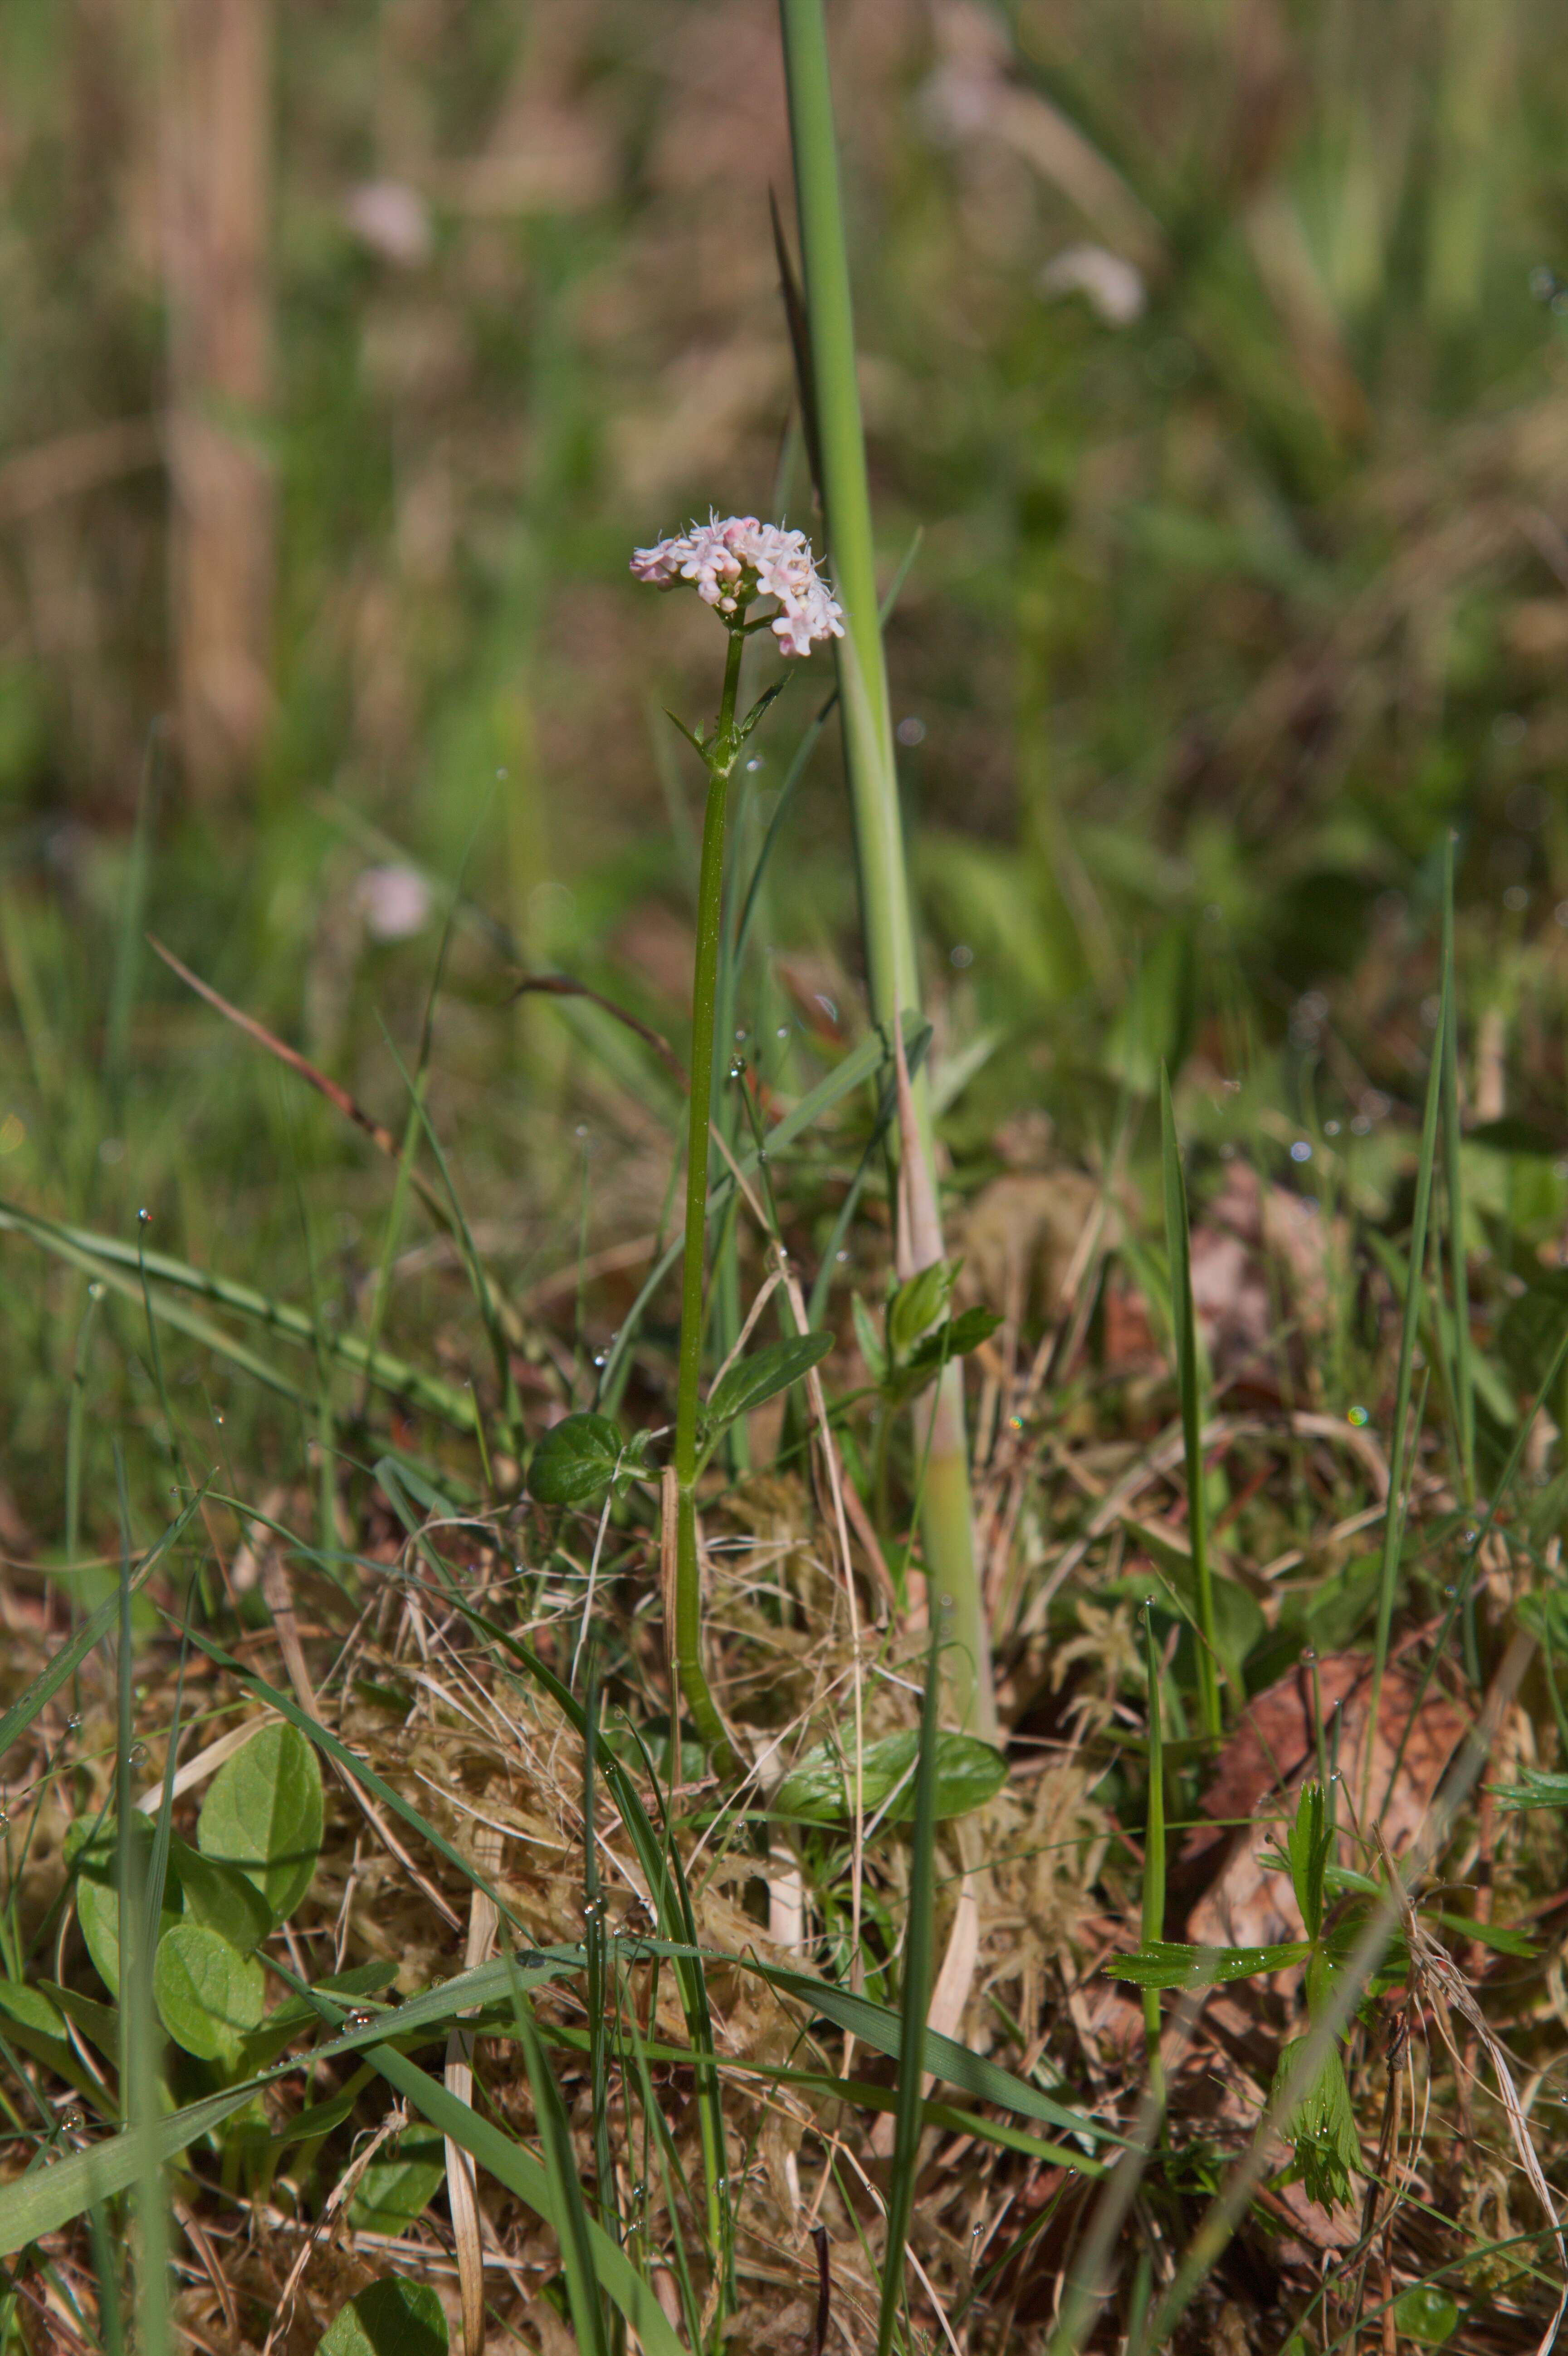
[0,1195,480,1430]
[0,1488,206,1773]
[778,0,992,1728]
[875,1633,942,2356]
[1158,1066,1220,1741]
[517,1996,611,2356]
[1363,856,1451,1815]
[1141,1602,1166,2104]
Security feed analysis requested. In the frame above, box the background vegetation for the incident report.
[6,0,1568,2350]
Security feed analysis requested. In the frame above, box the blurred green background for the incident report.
[6,0,1568,1538]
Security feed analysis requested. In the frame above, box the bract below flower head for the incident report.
[631,514,845,656]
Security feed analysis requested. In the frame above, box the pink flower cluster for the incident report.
[630,515,845,658]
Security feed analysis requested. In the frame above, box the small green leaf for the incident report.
[1392,2286,1459,2345]
[1286,1784,1333,1941]
[888,1263,954,1357]
[168,1833,273,1956]
[1274,2035,1360,2210]
[318,2278,449,2356]
[197,1721,323,1924]
[0,1982,66,2043]
[347,2125,448,2235]
[852,1294,887,1383]
[1494,1767,1568,1812]
[908,1305,1003,1370]
[1104,1940,1313,1990]
[526,1412,632,1507]
[153,1923,266,2067]
[775,1727,1006,1823]
[1435,1911,1535,1958]
[706,1332,832,1431]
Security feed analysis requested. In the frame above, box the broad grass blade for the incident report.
[875,1633,942,2356]
[517,1997,611,2356]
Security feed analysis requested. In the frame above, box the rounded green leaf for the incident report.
[197,1721,323,1924]
[347,2126,448,2235]
[153,1923,266,2066]
[526,1413,629,1507]
[71,1815,182,1999]
[168,1833,272,1956]
[1393,2287,1459,2346]
[0,1981,66,2040]
[776,1728,1006,1823]
[318,2278,449,2356]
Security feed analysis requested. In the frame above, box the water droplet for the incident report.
[592,1351,608,1369]
[137,1207,151,1225]
[728,1056,747,1080]
[734,1028,747,1043]
[1324,1119,1341,1137]
[213,1411,224,1425]
[60,2108,83,2134]
[1290,1139,1312,1164]
[1299,1648,1316,1667]
[575,1123,589,1139]
[88,1281,103,1300]
[940,1594,953,1611]
[343,2010,375,2031]
[1347,1405,1369,1428]
[757,1148,769,1165]
[744,756,763,772]
[776,1024,790,1039]
[1462,1527,1479,1545]
[128,1743,149,1769]
[950,943,974,970]
[1444,1585,1458,1598]
[66,1714,81,1735]
[0,1810,10,1831]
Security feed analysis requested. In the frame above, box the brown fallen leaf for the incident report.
[1184,1650,1469,1950]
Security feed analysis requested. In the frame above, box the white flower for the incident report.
[631,514,845,656]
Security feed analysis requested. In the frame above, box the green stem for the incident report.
[673,628,746,1774]
[779,0,995,1736]
[1141,1606,1166,2109]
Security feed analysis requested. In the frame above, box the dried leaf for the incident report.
[1185,1652,1468,1950]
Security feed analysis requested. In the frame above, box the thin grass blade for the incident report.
[1158,1066,1220,1740]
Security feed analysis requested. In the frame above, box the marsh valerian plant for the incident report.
[633,515,842,1769]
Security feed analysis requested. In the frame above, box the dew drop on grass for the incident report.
[728,1057,746,1080]
[1298,1648,1315,1667]
[592,1352,607,1369]
[60,2109,83,2133]
[344,2010,375,2031]
[1347,1405,1369,1427]
[66,1714,81,1735]
[128,1743,149,1768]
[835,1249,849,1262]
[137,1207,150,1225]
[776,1024,789,1039]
